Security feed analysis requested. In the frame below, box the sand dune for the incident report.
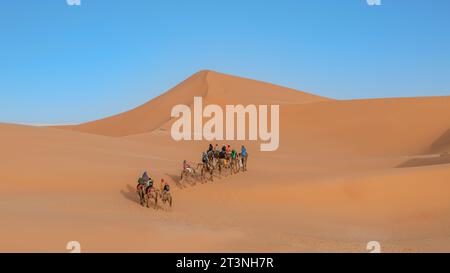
[428,129,450,155]
[1,70,450,252]
[58,70,330,137]
[280,96,450,157]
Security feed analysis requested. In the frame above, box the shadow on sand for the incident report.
[165,172,199,188]
[120,184,138,204]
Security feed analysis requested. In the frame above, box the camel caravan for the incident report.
[136,175,173,209]
[181,144,249,183]
[136,144,248,209]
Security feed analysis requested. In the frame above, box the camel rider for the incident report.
[219,148,226,159]
[162,179,170,195]
[241,145,248,158]
[203,151,213,170]
[226,145,231,156]
[217,148,226,168]
[213,144,219,158]
[208,144,213,153]
[139,171,150,185]
[139,172,153,191]
[207,148,214,159]
[183,160,194,173]
[142,171,149,181]
[146,177,154,189]
[241,145,248,171]
[183,160,190,170]
[160,179,169,193]
[231,149,237,160]
[202,152,209,164]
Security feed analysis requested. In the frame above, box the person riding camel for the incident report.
[226,145,231,156]
[218,146,226,166]
[138,171,153,195]
[142,171,153,187]
[202,151,213,170]
[214,144,220,158]
[162,180,170,195]
[141,171,150,183]
[241,145,247,157]
[146,177,154,189]
[207,148,214,160]
[138,171,152,188]
[219,147,226,159]
[231,149,237,159]
[241,145,248,171]
[202,152,209,164]
[160,178,170,194]
[230,149,238,173]
[183,160,194,173]
[208,144,213,153]
[137,171,152,205]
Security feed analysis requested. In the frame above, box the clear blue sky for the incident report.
[1,0,449,125]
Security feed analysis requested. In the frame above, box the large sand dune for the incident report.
[58,71,330,137]
[1,71,450,252]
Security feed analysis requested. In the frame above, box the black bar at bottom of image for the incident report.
[0,253,446,272]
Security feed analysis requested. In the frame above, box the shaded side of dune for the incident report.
[426,128,450,154]
[397,154,450,168]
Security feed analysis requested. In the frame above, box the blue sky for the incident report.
[0,0,449,124]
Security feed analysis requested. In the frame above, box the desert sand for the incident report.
[1,70,450,252]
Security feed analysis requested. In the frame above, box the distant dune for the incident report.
[1,70,450,252]
[56,70,330,137]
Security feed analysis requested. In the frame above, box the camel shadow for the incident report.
[120,184,138,204]
[165,172,189,188]
[165,172,199,188]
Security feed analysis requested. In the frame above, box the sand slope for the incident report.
[58,70,330,137]
[1,71,450,252]
[280,96,450,157]
[428,129,450,154]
